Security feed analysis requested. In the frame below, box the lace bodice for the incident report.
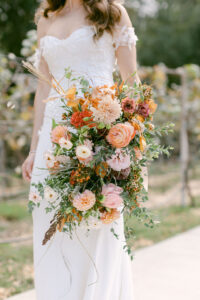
[33,25,138,121]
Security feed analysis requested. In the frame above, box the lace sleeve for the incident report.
[31,38,45,69]
[31,47,44,70]
[113,25,138,50]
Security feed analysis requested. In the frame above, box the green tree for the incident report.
[128,0,200,67]
[0,0,38,56]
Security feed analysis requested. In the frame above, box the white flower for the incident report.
[76,145,92,160]
[29,191,42,204]
[59,137,73,150]
[44,186,58,203]
[91,94,122,125]
[44,151,56,168]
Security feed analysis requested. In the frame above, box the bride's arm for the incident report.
[115,5,140,86]
[22,19,51,182]
[115,6,148,191]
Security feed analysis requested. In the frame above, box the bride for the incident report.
[22,0,141,299]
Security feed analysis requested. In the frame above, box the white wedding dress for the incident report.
[30,24,138,300]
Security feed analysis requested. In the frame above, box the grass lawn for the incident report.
[0,201,33,300]
[127,199,200,249]
[0,244,33,299]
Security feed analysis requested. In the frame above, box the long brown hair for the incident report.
[36,0,122,39]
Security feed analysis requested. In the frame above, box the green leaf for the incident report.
[98,123,105,129]
[52,119,57,129]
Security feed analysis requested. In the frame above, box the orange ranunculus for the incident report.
[106,123,135,148]
[70,111,95,128]
[51,126,70,144]
[139,135,147,152]
[145,99,157,114]
[100,209,120,224]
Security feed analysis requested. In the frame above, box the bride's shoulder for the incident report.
[37,16,52,41]
[114,2,133,28]
[112,3,138,49]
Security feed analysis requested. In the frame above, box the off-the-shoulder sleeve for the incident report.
[32,48,42,69]
[113,25,138,50]
[31,39,45,69]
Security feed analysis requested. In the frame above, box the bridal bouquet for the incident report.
[27,66,173,253]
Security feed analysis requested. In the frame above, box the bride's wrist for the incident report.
[29,150,36,155]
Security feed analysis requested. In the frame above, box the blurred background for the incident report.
[0,0,200,299]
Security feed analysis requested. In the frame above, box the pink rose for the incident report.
[102,183,123,208]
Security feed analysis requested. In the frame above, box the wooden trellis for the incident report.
[162,66,190,206]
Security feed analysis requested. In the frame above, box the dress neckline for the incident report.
[40,25,95,44]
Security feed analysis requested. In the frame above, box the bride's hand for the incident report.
[22,153,35,182]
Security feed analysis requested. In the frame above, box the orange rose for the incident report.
[106,123,135,148]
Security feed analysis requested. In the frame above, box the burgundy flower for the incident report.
[113,167,131,180]
[121,97,135,114]
[137,102,150,118]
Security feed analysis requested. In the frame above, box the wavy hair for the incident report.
[35,0,122,39]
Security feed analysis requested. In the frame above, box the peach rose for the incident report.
[101,209,120,224]
[106,123,135,148]
[72,190,96,211]
[102,183,123,208]
[51,126,70,144]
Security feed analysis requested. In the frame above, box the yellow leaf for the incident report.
[65,86,76,101]
[139,136,146,152]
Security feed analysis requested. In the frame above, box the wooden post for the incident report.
[162,66,190,206]
[180,70,189,206]
[0,139,6,200]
